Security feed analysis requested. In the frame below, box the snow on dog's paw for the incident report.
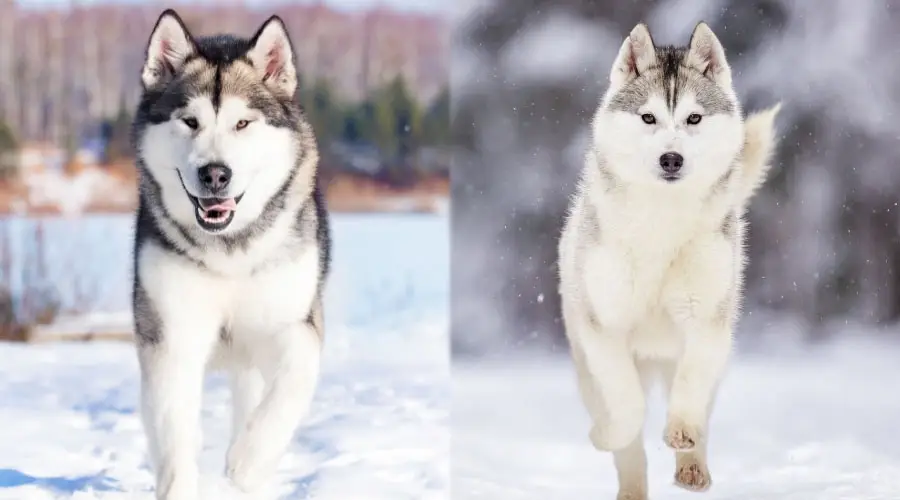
[674,457,712,492]
[616,489,648,500]
[663,418,700,451]
[226,435,276,493]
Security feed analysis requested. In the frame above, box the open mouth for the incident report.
[187,193,244,232]
[176,170,244,232]
[660,173,682,183]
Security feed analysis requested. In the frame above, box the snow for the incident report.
[453,336,900,499]
[0,213,449,499]
[27,312,132,340]
[21,169,132,216]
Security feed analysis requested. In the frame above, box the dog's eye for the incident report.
[182,117,199,130]
[641,113,656,125]
[235,119,251,131]
[687,113,702,125]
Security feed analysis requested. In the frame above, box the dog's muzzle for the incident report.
[177,169,245,233]
[659,151,684,182]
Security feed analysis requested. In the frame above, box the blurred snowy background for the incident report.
[452,0,900,352]
[451,1,900,498]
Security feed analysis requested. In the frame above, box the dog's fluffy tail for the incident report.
[738,103,781,203]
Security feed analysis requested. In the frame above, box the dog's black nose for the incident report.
[659,152,684,174]
[198,163,231,193]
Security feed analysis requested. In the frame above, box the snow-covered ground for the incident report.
[0,214,449,499]
[453,336,900,499]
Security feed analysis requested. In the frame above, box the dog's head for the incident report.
[592,22,743,190]
[134,10,313,235]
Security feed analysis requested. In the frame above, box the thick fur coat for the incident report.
[558,22,780,499]
[131,10,330,499]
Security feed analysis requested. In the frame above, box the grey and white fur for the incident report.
[558,22,780,499]
[131,9,330,499]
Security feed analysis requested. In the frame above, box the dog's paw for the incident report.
[226,433,277,493]
[674,456,712,492]
[663,417,701,451]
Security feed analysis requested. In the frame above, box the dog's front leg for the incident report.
[660,319,730,493]
[661,234,735,456]
[229,367,266,450]
[575,331,647,452]
[663,320,731,451]
[575,247,647,452]
[226,322,321,493]
[138,337,214,500]
[134,245,225,500]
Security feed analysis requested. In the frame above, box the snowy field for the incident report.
[453,335,900,499]
[0,214,449,499]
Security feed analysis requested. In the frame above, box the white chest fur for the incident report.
[229,247,320,337]
[579,189,738,358]
[138,240,320,344]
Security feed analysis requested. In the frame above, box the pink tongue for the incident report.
[201,199,236,211]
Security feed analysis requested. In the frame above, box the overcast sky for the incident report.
[18,0,447,14]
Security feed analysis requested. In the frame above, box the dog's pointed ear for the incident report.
[248,16,298,97]
[141,9,197,89]
[610,23,656,88]
[686,22,732,88]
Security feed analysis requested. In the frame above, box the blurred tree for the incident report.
[383,77,424,153]
[0,120,18,180]
[344,99,377,145]
[341,108,363,142]
[386,76,423,145]
[422,87,450,147]
[300,78,344,145]
[296,75,440,185]
[371,76,423,184]
[102,106,133,164]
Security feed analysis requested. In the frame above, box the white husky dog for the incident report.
[558,22,780,499]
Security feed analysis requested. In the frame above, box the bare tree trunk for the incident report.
[22,16,44,142]
[0,0,16,130]
[48,8,66,146]
[80,6,102,136]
